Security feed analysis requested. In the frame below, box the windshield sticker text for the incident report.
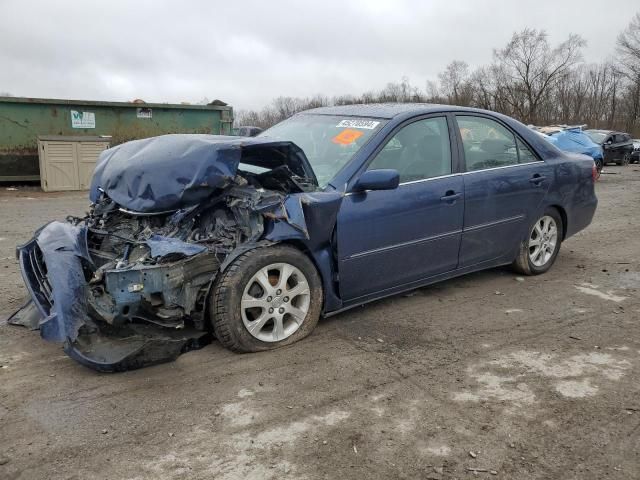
[336,119,380,130]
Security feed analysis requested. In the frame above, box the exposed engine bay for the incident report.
[11,134,343,372]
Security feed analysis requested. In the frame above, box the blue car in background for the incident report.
[541,128,604,176]
[13,104,598,371]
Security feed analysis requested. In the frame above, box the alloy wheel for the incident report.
[240,263,311,342]
[528,215,558,267]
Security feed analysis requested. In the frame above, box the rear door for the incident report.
[454,114,552,268]
[337,115,464,300]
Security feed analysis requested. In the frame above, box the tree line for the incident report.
[235,14,640,137]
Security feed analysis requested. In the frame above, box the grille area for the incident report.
[21,242,53,313]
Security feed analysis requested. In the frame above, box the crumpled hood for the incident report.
[89,134,317,213]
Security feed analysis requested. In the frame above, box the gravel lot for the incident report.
[1,168,639,480]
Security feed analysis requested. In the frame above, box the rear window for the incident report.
[586,131,606,144]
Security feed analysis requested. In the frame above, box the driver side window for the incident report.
[367,117,452,183]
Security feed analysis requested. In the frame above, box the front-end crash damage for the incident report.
[11,134,343,372]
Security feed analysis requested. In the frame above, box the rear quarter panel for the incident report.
[493,114,597,240]
[541,152,597,239]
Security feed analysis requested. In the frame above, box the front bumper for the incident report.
[14,226,215,372]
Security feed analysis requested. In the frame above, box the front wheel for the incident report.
[512,209,564,275]
[210,245,323,353]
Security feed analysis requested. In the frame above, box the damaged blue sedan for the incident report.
[12,104,598,371]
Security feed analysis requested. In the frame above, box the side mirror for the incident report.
[352,169,400,192]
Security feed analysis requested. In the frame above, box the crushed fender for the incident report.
[12,134,344,372]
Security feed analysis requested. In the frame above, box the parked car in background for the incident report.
[631,139,640,164]
[234,125,263,137]
[13,104,598,372]
[539,128,604,177]
[585,129,634,166]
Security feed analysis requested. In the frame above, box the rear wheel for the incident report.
[512,208,563,275]
[210,245,322,353]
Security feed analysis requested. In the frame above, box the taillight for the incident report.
[592,163,598,181]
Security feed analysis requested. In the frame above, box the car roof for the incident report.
[300,103,491,119]
[586,129,618,134]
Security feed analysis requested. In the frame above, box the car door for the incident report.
[603,133,617,161]
[454,114,552,268]
[618,134,633,159]
[336,115,464,301]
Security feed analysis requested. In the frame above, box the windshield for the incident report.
[586,131,607,144]
[258,114,386,187]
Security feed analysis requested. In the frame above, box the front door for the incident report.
[336,116,464,301]
[454,114,552,267]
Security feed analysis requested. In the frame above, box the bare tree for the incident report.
[235,20,640,135]
[493,29,585,124]
[438,61,473,105]
[617,13,640,133]
[617,13,640,78]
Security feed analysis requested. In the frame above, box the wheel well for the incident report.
[278,240,324,276]
[278,239,338,308]
[548,205,568,240]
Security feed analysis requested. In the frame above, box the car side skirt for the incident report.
[324,253,516,318]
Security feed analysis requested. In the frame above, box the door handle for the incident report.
[529,174,546,185]
[440,190,461,202]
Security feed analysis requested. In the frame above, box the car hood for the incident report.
[89,134,318,213]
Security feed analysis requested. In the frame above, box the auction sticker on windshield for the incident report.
[332,129,364,145]
[336,119,380,129]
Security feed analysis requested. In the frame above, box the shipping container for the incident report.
[0,96,233,182]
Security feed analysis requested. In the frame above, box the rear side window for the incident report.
[516,138,538,163]
[456,116,538,171]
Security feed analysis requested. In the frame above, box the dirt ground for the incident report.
[0,167,639,480]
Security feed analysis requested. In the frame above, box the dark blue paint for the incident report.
[145,235,207,258]
[458,161,552,267]
[352,169,399,191]
[90,134,317,213]
[18,105,598,358]
[26,221,92,342]
[337,175,464,299]
[299,105,597,313]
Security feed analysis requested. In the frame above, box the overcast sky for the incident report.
[1,0,637,110]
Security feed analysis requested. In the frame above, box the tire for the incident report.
[210,245,323,353]
[621,154,630,166]
[512,208,564,276]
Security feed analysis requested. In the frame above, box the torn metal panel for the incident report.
[13,133,344,372]
[65,324,211,373]
[145,235,207,259]
[7,300,40,330]
[90,134,318,213]
[32,221,93,342]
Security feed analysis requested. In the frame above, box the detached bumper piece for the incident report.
[65,323,211,373]
[14,222,215,372]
